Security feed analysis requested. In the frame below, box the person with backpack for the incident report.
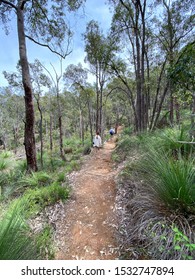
[109,128,115,139]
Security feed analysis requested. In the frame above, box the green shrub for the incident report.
[69,160,80,171]
[83,144,91,155]
[0,151,13,159]
[172,225,195,259]
[20,183,69,218]
[56,172,66,182]
[15,159,27,173]
[122,127,133,135]
[143,221,195,260]
[48,157,66,171]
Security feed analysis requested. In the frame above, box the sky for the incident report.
[0,0,113,88]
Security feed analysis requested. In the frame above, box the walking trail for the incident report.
[55,128,122,260]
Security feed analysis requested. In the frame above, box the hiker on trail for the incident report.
[93,131,102,154]
[109,128,115,138]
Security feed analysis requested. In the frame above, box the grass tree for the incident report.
[0,201,40,260]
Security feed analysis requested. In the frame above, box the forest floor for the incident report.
[54,128,123,260]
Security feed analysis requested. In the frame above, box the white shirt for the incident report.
[93,135,102,147]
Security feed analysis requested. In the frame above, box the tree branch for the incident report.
[0,0,17,9]
[25,34,72,59]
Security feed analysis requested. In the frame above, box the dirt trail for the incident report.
[55,130,121,260]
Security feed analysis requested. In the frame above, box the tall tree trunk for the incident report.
[153,83,169,129]
[87,99,93,146]
[135,36,142,132]
[13,125,18,154]
[99,84,103,136]
[190,93,195,139]
[17,7,37,172]
[134,1,143,132]
[140,0,147,130]
[95,66,100,133]
[58,115,65,160]
[50,114,53,151]
[79,109,84,145]
[174,96,180,125]
[149,60,167,130]
[37,99,43,169]
[57,90,65,160]
[169,89,174,124]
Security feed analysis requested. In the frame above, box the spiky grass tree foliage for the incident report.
[20,171,52,188]
[140,148,195,215]
[0,201,39,260]
[124,146,195,259]
[112,135,140,162]
[0,170,24,199]
[159,127,195,158]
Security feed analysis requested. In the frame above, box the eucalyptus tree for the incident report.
[152,0,195,124]
[3,67,26,151]
[109,0,149,132]
[64,63,95,144]
[41,59,66,161]
[106,75,135,130]
[0,0,86,171]
[169,42,195,95]
[0,86,24,151]
[83,20,117,135]
[108,57,138,130]
[29,60,52,168]
[169,41,195,137]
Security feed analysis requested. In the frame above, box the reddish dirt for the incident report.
[55,130,121,260]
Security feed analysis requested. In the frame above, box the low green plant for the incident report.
[111,153,120,162]
[143,221,195,259]
[0,151,13,159]
[56,172,66,182]
[36,225,55,259]
[172,225,195,259]
[0,170,24,198]
[20,171,52,188]
[15,159,27,173]
[20,183,69,218]
[122,126,133,135]
[48,157,66,171]
[113,135,139,162]
[82,144,91,155]
[69,160,80,171]
[0,151,15,171]
[0,201,40,260]
[0,159,8,170]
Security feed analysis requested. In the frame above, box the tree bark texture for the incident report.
[17,6,37,172]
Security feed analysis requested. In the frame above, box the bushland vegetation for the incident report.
[0,0,194,260]
[113,120,195,260]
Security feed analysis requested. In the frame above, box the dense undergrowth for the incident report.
[113,125,195,260]
[0,137,90,260]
